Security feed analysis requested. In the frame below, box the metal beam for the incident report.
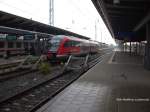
[0,26,52,37]
[107,9,143,14]
[6,18,22,24]
[92,0,115,38]
[108,10,143,16]
[109,15,123,18]
[49,0,54,26]
[119,0,148,2]
[0,26,33,34]
[133,11,150,31]
[0,15,12,21]
[19,21,31,25]
[106,4,144,10]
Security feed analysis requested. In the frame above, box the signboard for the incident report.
[0,34,7,40]
[6,35,17,40]
[23,35,34,40]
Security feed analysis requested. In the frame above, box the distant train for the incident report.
[47,35,100,60]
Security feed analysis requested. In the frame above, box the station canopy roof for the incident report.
[92,0,150,42]
[0,11,89,39]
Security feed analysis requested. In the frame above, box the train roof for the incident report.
[51,35,86,41]
[51,35,101,45]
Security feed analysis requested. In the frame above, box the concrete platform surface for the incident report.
[37,51,150,112]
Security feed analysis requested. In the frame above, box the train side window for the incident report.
[16,42,21,48]
[0,41,4,48]
[74,41,80,46]
[72,41,77,46]
[64,41,72,47]
[8,42,14,48]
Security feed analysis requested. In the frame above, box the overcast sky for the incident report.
[0,0,116,45]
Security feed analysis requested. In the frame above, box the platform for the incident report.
[37,51,150,112]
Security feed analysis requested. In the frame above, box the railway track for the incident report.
[0,55,45,82]
[0,50,112,112]
[0,59,24,73]
[0,62,61,82]
[0,62,20,69]
[0,62,21,73]
[0,69,37,82]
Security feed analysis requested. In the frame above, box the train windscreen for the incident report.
[48,36,62,52]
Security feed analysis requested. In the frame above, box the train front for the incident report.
[47,36,62,60]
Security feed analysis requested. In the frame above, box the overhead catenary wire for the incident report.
[66,0,96,35]
[67,0,94,23]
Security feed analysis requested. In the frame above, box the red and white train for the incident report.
[47,35,100,60]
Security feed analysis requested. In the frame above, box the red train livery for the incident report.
[47,35,99,60]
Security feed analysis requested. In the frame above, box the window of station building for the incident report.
[8,42,14,48]
[0,41,4,48]
[16,42,21,48]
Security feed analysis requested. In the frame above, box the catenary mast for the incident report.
[49,0,54,25]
